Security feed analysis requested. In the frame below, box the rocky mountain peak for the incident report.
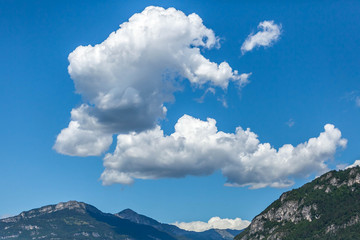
[1,200,93,224]
[118,208,138,216]
[116,208,160,226]
[236,166,360,240]
[54,200,87,211]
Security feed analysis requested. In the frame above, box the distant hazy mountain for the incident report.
[0,201,242,240]
[116,208,242,240]
[236,167,360,240]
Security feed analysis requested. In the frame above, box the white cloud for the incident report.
[53,105,113,156]
[356,96,360,107]
[343,91,360,108]
[286,118,295,128]
[236,73,252,88]
[345,160,360,169]
[195,87,216,103]
[241,20,281,54]
[54,7,346,190]
[173,216,250,232]
[101,114,347,188]
[54,6,247,156]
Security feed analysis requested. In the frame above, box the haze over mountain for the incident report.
[236,166,360,240]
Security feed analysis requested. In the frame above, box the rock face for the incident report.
[236,166,360,240]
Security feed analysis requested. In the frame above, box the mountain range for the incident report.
[2,166,360,239]
[0,201,241,240]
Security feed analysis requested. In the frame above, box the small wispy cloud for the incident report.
[195,88,216,103]
[217,95,228,108]
[355,96,360,107]
[286,118,295,128]
[343,91,360,108]
[241,20,282,54]
[237,73,252,88]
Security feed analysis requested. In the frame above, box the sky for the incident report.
[1,0,360,231]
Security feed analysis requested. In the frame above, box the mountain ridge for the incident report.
[0,200,242,240]
[236,166,360,240]
[0,201,177,240]
[116,206,242,240]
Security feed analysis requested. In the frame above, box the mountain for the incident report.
[0,201,176,240]
[116,209,242,240]
[0,201,242,240]
[236,166,360,240]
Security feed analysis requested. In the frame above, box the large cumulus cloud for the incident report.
[101,114,347,188]
[54,6,247,156]
[54,6,347,189]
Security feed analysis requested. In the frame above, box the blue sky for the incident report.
[1,0,360,229]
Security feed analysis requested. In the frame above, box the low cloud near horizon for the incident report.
[345,160,360,169]
[173,216,250,232]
